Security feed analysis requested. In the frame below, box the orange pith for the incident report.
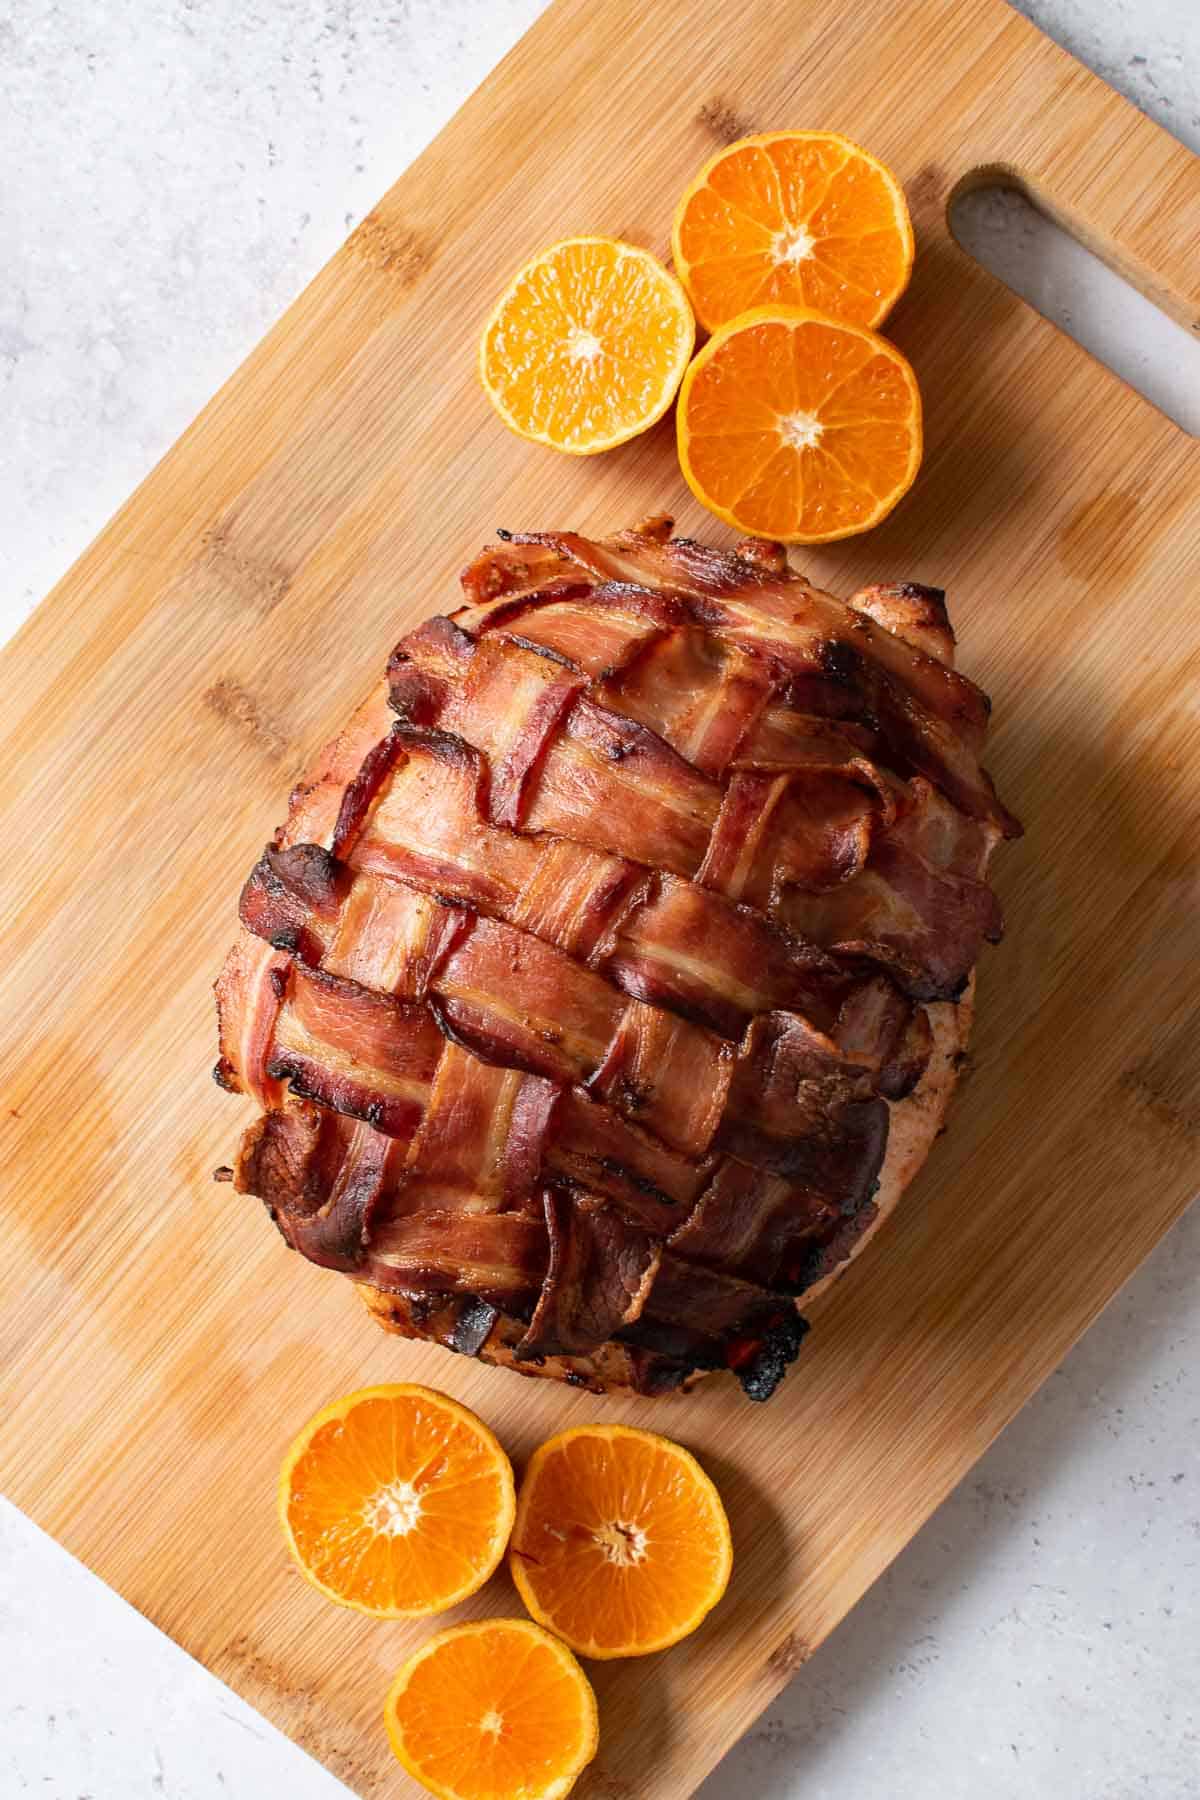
[384,1620,599,1800]
[672,130,914,334]
[509,1424,733,1659]
[677,304,923,544]
[479,236,695,454]
[278,1384,514,1617]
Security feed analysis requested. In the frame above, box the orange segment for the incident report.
[384,1620,599,1800]
[479,237,695,454]
[677,305,923,544]
[509,1424,732,1659]
[279,1384,514,1617]
[672,131,914,333]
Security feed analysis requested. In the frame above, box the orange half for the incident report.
[384,1619,599,1800]
[672,130,914,333]
[279,1384,515,1617]
[479,236,695,454]
[509,1424,733,1659]
[677,304,923,544]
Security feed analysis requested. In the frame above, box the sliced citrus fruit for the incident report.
[677,304,923,544]
[479,236,695,454]
[279,1383,514,1618]
[384,1619,599,1800]
[509,1423,732,1659]
[672,130,914,334]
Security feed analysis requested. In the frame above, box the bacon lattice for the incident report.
[215,519,1019,1399]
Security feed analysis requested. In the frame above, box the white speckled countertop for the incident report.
[2,3,1198,1795]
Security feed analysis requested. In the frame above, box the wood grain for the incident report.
[2,0,1198,1793]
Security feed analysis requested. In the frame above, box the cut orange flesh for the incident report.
[479,236,695,454]
[384,1619,599,1800]
[672,130,914,334]
[677,304,923,544]
[279,1384,514,1617]
[509,1424,732,1659]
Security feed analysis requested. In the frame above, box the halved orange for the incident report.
[479,236,695,454]
[384,1619,599,1800]
[509,1424,732,1660]
[279,1384,514,1617]
[672,131,914,334]
[677,304,923,544]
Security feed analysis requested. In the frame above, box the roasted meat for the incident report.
[215,518,1019,1399]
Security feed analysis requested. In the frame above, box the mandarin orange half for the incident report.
[672,130,914,333]
[278,1384,514,1617]
[384,1619,599,1800]
[509,1423,733,1660]
[677,304,923,544]
[479,236,694,454]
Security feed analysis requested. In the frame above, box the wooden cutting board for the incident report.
[2,0,1198,1792]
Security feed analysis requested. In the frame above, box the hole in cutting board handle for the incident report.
[948,179,1200,438]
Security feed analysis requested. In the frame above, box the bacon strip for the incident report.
[389,1043,560,1216]
[387,615,475,725]
[359,1288,503,1362]
[733,709,896,817]
[507,839,644,962]
[266,963,443,1137]
[698,771,792,904]
[331,730,407,859]
[717,1011,888,1207]
[597,629,779,777]
[367,1210,548,1305]
[832,973,933,1101]
[464,584,674,677]
[351,729,519,911]
[525,697,721,878]
[322,878,466,997]
[589,997,733,1156]
[848,581,955,664]
[239,842,345,956]
[214,934,289,1108]
[234,1104,402,1271]
[668,1157,837,1292]
[603,873,837,1038]
[282,684,397,850]
[519,1189,662,1358]
[440,634,585,828]
[458,538,574,608]
[699,770,875,905]
[887,775,999,880]
[782,844,1001,1001]
[545,1087,706,1224]
[434,915,623,1083]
